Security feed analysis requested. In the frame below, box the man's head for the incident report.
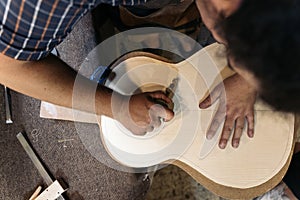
[220,0,300,112]
[195,0,300,112]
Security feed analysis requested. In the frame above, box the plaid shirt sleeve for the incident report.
[0,0,147,61]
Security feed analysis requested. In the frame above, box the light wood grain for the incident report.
[40,43,295,199]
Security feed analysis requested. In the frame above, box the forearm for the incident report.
[0,53,116,118]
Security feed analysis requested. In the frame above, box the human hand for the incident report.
[115,91,174,135]
[199,74,257,149]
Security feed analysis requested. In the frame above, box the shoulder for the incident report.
[0,0,94,60]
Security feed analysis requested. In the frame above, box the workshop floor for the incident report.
[145,165,226,200]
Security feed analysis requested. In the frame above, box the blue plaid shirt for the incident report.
[0,0,147,60]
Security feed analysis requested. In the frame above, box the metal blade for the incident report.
[4,86,13,124]
[17,132,53,185]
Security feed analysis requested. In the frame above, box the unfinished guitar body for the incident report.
[100,43,295,199]
[39,43,295,199]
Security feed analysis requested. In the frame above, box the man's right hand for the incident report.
[0,52,174,136]
[115,91,174,135]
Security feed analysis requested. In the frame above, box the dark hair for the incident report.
[221,0,300,113]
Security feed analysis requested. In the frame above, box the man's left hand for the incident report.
[199,74,257,149]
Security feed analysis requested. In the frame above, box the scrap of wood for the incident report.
[29,186,42,200]
[35,180,67,200]
[40,101,98,123]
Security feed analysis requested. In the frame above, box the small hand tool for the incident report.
[4,86,13,124]
[17,132,67,200]
[154,77,179,110]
